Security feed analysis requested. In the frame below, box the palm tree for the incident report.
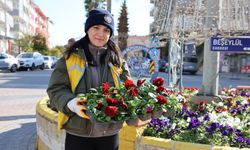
[117,0,129,51]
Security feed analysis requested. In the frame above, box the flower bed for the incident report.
[77,77,249,149]
[143,87,250,149]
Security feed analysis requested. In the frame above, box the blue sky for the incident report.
[33,0,153,47]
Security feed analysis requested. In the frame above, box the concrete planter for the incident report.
[36,96,65,150]
[36,97,249,150]
[139,136,250,150]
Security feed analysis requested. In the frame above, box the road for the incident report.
[158,72,250,88]
[0,69,249,150]
[0,70,51,150]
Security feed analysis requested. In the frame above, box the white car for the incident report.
[17,52,45,71]
[43,56,54,69]
[51,56,58,67]
[0,53,19,72]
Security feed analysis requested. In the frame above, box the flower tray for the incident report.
[139,113,152,121]
[152,110,163,119]
[86,110,124,131]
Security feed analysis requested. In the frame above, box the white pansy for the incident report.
[247,121,250,126]
[148,92,156,98]
[221,91,225,95]
[242,99,248,105]
[176,95,185,100]
[209,112,218,122]
[171,123,176,130]
[234,118,243,130]
[218,102,224,107]
[229,88,236,93]
[193,90,199,94]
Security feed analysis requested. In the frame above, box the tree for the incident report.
[32,33,48,55]
[48,45,64,57]
[117,0,129,51]
[16,34,33,52]
[84,0,106,16]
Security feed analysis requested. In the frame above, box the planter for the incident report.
[126,117,140,126]
[139,136,249,150]
[139,113,152,121]
[36,97,65,150]
[152,110,163,119]
[87,110,124,131]
[162,110,175,118]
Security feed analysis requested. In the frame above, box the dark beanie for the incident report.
[85,9,114,36]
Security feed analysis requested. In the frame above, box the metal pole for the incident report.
[167,0,174,88]
[179,15,184,90]
[168,38,172,87]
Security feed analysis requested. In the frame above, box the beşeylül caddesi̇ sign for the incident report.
[211,36,250,52]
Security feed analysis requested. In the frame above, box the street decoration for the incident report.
[122,44,159,81]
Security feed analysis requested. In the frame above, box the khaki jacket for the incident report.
[47,48,130,137]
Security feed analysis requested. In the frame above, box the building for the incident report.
[150,0,250,73]
[0,0,14,54]
[0,0,50,55]
[32,2,49,44]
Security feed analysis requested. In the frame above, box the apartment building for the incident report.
[0,0,49,55]
[0,0,14,54]
[32,2,49,44]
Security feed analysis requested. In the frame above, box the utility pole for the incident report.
[199,0,220,96]
[107,0,111,13]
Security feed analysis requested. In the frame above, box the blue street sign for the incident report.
[211,37,250,52]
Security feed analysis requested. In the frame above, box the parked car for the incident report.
[158,59,168,72]
[182,55,198,75]
[0,53,19,72]
[17,52,44,71]
[157,56,198,75]
[51,56,58,67]
[43,56,54,69]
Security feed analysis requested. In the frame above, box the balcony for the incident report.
[0,11,5,24]
[5,0,13,11]
[0,28,4,36]
[6,30,15,39]
[6,13,13,27]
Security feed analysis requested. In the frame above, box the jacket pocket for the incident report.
[64,114,89,134]
[90,121,124,136]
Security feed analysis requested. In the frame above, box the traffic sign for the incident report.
[211,37,250,51]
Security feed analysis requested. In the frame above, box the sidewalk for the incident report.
[219,72,250,80]
[0,88,46,150]
[195,71,250,80]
